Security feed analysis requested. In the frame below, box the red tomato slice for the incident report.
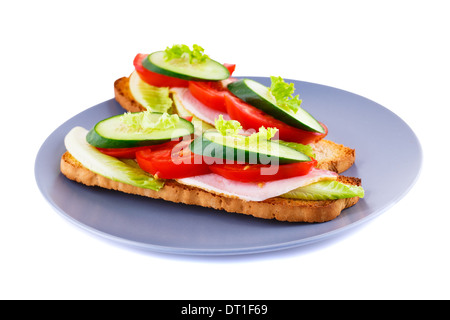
[188,81,230,112]
[182,115,193,122]
[136,140,210,179]
[224,94,328,145]
[223,63,236,75]
[133,53,189,88]
[96,139,184,159]
[209,159,318,183]
[187,63,236,112]
[97,146,151,159]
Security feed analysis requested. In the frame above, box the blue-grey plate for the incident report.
[35,77,422,255]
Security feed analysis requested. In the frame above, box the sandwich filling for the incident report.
[63,44,364,205]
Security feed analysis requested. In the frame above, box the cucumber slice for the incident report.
[143,51,230,81]
[227,79,325,133]
[65,127,164,191]
[87,112,194,148]
[191,131,311,164]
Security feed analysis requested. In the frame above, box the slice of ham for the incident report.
[171,87,230,125]
[176,168,338,202]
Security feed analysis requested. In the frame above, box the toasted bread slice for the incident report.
[114,76,146,113]
[113,76,355,174]
[61,151,361,223]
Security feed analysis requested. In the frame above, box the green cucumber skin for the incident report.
[190,134,310,165]
[143,51,229,81]
[142,55,192,80]
[86,128,174,149]
[227,80,325,133]
[190,135,262,165]
[86,113,194,149]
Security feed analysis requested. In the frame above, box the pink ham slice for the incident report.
[171,87,231,125]
[176,168,338,202]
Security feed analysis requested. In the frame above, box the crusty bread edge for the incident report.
[61,151,361,223]
[114,76,146,113]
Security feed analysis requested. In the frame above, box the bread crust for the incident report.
[114,76,146,113]
[61,152,361,223]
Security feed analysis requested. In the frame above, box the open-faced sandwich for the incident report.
[61,44,364,222]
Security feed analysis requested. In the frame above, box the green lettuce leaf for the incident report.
[215,115,243,136]
[121,111,180,133]
[281,180,365,200]
[277,140,316,159]
[164,44,209,63]
[141,112,180,130]
[269,76,302,114]
[128,71,173,113]
[247,127,279,143]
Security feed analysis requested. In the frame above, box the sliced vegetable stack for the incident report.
[129,44,327,144]
[189,116,318,182]
[64,108,364,201]
[227,77,326,134]
[133,44,231,87]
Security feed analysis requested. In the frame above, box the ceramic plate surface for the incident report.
[35,77,422,255]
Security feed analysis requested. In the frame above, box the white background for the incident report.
[1,0,449,300]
